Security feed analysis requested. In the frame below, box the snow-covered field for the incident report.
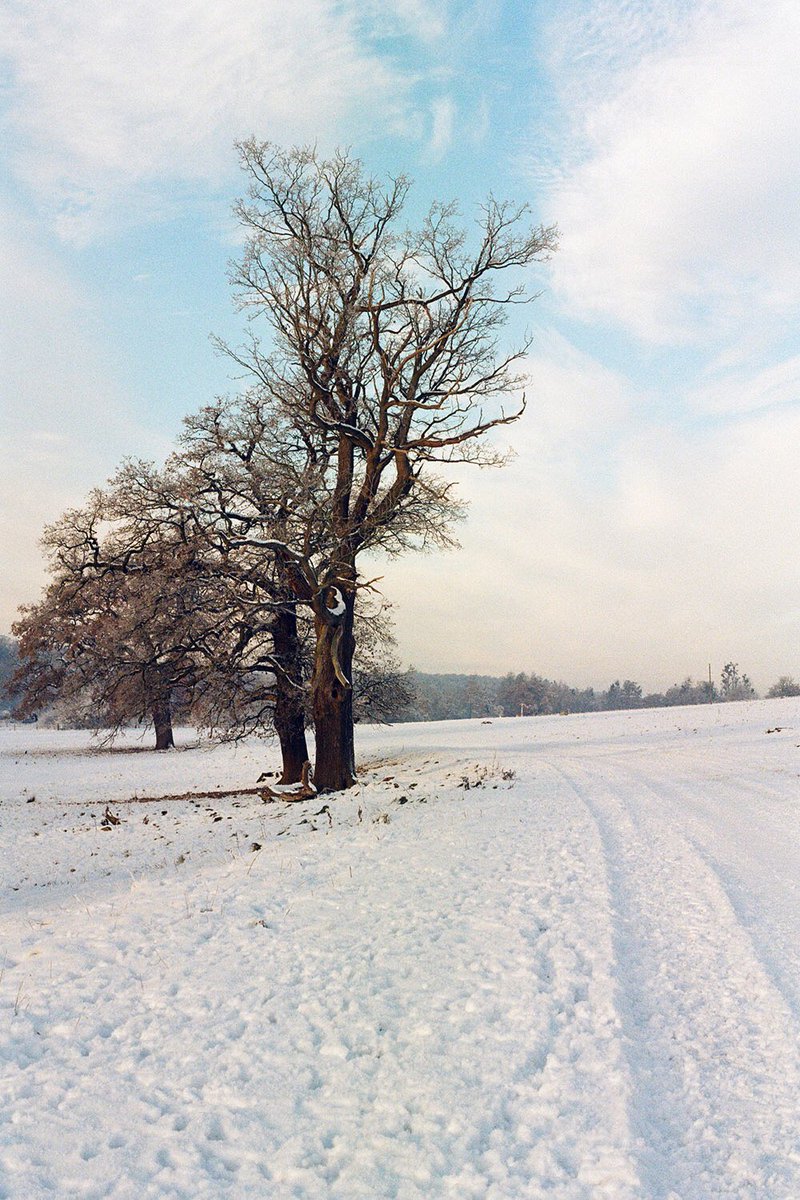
[2,700,800,1199]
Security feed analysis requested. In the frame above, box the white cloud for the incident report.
[361,0,449,43]
[540,0,800,344]
[689,355,800,417]
[1,0,416,241]
[519,330,637,445]
[375,332,800,690]
[428,96,455,159]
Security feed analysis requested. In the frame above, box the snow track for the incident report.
[553,756,800,1198]
[2,701,800,1197]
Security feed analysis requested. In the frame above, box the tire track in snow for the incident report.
[615,756,800,1024]
[549,756,800,1199]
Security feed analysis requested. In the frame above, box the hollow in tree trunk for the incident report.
[310,586,356,793]
[272,604,310,784]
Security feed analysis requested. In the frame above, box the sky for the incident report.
[2,0,800,692]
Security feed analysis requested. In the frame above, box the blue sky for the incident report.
[2,0,800,691]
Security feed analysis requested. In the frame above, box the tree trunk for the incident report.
[310,585,356,793]
[152,693,175,750]
[272,605,310,784]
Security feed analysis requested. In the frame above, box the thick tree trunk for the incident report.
[272,605,310,785]
[152,693,175,751]
[310,585,356,793]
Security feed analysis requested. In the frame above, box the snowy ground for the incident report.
[2,700,800,1199]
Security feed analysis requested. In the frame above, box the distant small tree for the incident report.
[719,662,756,702]
[602,679,643,710]
[497,672,552,716]
[766,675,800,698]
[562,685,599,713]
[663,676,716,706]
[460,675,499,719]
[496,671,600,716]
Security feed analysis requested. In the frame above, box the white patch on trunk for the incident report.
[326,587,346,617]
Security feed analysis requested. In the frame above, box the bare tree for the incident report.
[172,391,453,775]
[92,454,313,780]
[0,636,20,713]
[12,498,217,747]
[218,142,557,790]
[350,599,416,724]
[766,675,800,698]
[719,662,757,702]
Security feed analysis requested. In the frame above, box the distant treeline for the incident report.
[386,664,800,723]
[3,633,799,728]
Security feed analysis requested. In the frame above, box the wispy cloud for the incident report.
[689,355,800,417]
[1,0,418,241]
[537,0,800,345]
[428,96,455,159]
[361,0,450,43]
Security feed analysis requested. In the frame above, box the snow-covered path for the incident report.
[549,756,800,1198]
[2,701,800,1198]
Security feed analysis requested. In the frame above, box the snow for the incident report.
[326,587,346,617]
[2,700,800,1198]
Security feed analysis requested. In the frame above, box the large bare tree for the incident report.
[170,390,448,777]
[217,142,557,790]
